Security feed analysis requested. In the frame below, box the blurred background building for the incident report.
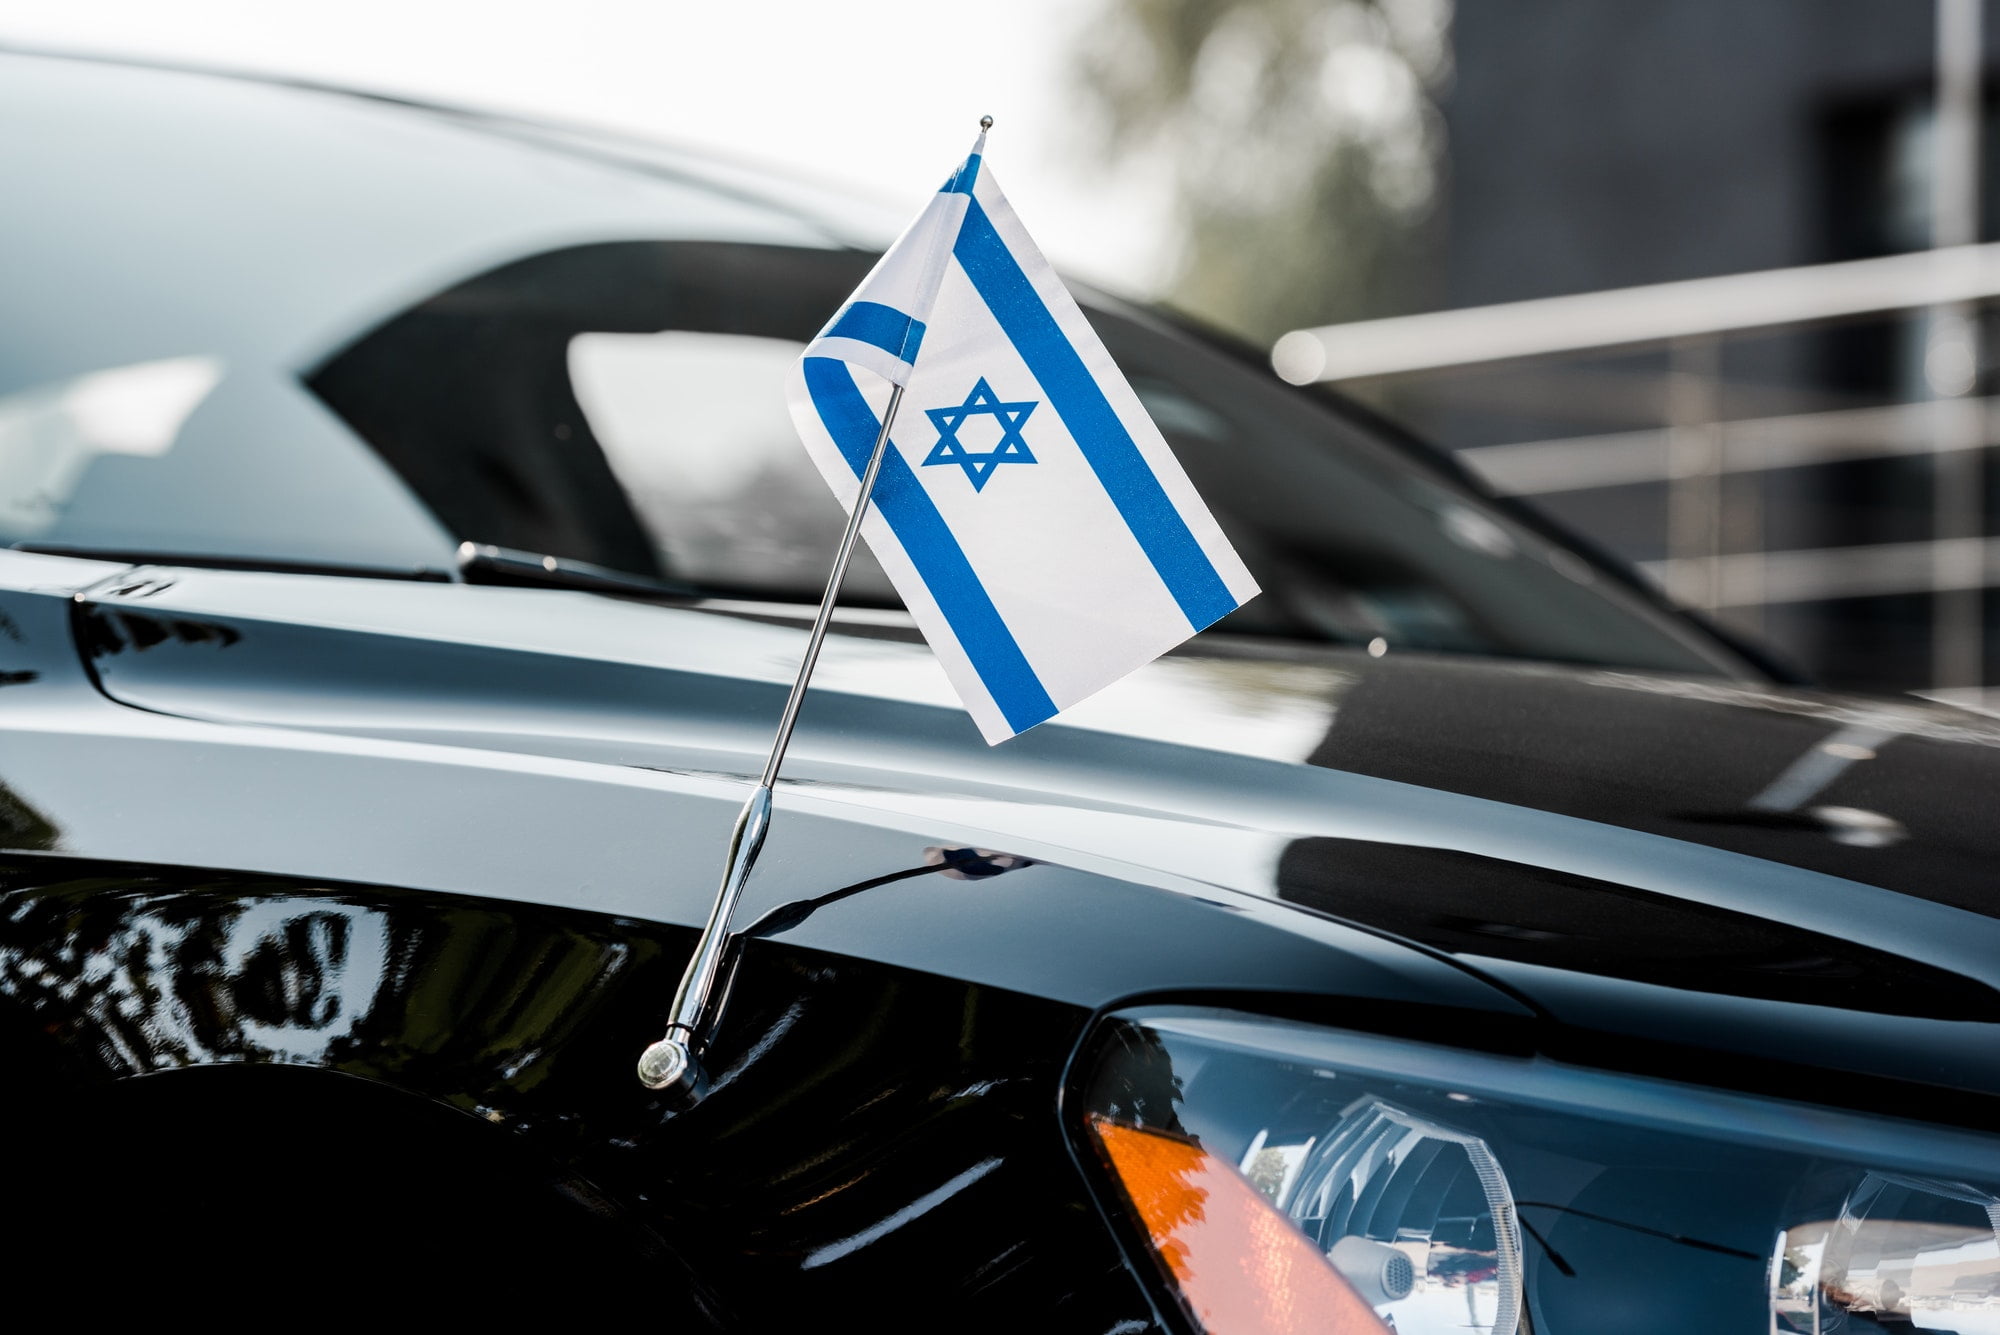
[1079,0,2000,708]
[1435,0,1996,707]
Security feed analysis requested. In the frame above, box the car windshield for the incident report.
[303,238,1739,676]
[0,59,1741,678]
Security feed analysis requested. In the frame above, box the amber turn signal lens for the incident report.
[1088,1115,1390,1334]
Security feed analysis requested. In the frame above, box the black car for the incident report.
[4,47,1999,1332]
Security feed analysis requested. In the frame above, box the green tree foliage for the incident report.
[1074,0,1452,343]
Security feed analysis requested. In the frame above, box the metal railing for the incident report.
[1274,0,1988,703]
[1272,254,1994,701]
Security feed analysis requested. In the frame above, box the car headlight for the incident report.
[1072,1007,2000,1334]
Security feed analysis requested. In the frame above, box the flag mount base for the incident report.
[637,1027,704,1101]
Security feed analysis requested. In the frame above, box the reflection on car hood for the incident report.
[1298,654,2000,918]
[64,565,2000,1096]
[77,567,2000,912]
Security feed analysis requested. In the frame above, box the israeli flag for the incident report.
[786,131,1258,743]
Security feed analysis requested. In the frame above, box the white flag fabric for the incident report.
[785,133,1259,743]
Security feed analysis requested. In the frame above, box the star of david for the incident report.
[920,377,1039,491]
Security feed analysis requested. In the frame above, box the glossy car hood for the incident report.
[1296,654,2000,915]
[74,565,2000,899]
[59,564,2000,1097]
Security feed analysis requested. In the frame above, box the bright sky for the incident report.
[0,0,1179,295]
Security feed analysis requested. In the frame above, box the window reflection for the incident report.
[570,330,895,601]
[1774,1173,2000,1333]
[0,357,222,544]
[0,873,634,1083]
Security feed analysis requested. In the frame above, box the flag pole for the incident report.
[638,382,910,1096]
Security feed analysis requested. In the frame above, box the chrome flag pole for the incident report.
[636,106,1255,1098]
[636,114,994,1099]
[636,381,909,1097]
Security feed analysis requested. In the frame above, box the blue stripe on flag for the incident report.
[943,152,983,196]
[802,357,1058,734]
[952,200,1238,632]
[825,301,926,361]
